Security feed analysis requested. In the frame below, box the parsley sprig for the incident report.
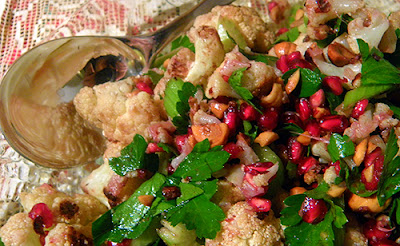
[281,183,347,246]
[93,138,229,245]
[164,78,197,133]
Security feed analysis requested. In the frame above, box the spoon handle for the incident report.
[123,0,234,69]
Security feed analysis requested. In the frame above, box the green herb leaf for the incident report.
[166,194,225,239]
[327,133,355,163]
[299,68,323,97]
[109,134,159,176]
[228,67,262,113]
[378,129,400,205]
[164,78,197,133]
[275,27,300,44]
[145,70,163,85]
[171,35,195,53]
[93,173,166,245]
[243,52,278,66]
[279,123,304,135]
[343,84,394,107]
[172,139,230,182]
[282,68,323,98]
[243,120,258,140]
[177,183,204,204]
[282,184,347,246]
[325,92,344,114]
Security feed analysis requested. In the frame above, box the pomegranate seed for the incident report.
[370,239,398,246]
[299,197,328,224]
[167,163,175,175]
[288,137,305,164]
[146,143,164,153]
[330,160,341,175]
[240,102,259,121]
[305,119,321,137]
[282,111,303,128]
[257,108,279,131]
[244,162,275,175]
[223,142,244,159]
[297,157,318,176]
[215,96,230,104]
[289,59,313,70]
[107,239,133,246]
[309,89,325,108]
[224,103,241,133]
[136,82,154,94]
[175,131,192,153]
[29,203,54,229]
[222,75,230,82]
[351,99,369,119]
[361,148,384,191]
[287,51,302,62]
[323,76,345,96]
[276,55,290,73]
[319,115,349,133]
[267,1,278,12]
[363,219,392,242]
[247,197,271,213]
[277,28,289,36]
[296,98,312,121]
[162,186,181,200]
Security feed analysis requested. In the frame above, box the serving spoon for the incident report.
[0,0,234,169]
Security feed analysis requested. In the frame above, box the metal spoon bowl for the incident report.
[0,0,233,169]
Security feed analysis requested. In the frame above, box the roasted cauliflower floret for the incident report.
[205,201,284,246]
[0,213,41,246]
[19,184,107,226]
[193,5,275,52]
[185,26,225,87]
[74,78,166,145]
[44,223,92,246]
[206,48,277,99]
[154,48,195,98]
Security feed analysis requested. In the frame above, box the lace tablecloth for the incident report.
[1,0,400,226]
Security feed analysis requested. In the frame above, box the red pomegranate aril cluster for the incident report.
[247,197,272,213]
[297,156,319,176]
[276,51,313,73]
[296,98,312,121]
[277,27,289,36]
[257,107,279,131]
[319,115,349,133]
[322,76,346,96]
[29,203,54,229]
[351,99,369,119]
[361,148,384,191]
[363,218,393,244]
[282,111,303,128]
[136,82,154,95]
[288,137,305,164]
[244,162,275,175]
[240,102,259,121]
[224,103,242,133]
[299,197,328,224]
[305,119,321,137]
[223,142,244,159]
[146,142,164,154]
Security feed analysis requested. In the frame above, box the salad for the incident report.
[1,0,400,245]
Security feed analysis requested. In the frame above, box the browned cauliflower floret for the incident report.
[185,26,225,87]
[74,77,166,146]
[206,48,277,99]
[212,180,246,213]
[206,201,284,246]
[0,213,41,246]
[194,5,275,53]
[44,223,92,246]
[154,48,195,98]
[20,184,107,226]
